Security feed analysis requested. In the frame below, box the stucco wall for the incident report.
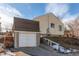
[34,13,64,35]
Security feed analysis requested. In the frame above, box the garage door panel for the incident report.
[19,32,36,47]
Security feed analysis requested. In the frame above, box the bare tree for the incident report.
[66,17,79,37]
[4,23,13,32]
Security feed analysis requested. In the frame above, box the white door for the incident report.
[19,32,36,47]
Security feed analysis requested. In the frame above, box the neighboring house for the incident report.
[34,13,64,36]
[13,17,40,48]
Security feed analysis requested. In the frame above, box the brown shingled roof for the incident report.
[13,17,39,32]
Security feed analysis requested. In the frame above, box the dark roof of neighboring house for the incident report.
[13,17,39,32]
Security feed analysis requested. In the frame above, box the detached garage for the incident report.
[13,17,40,48]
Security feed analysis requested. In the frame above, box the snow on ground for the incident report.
[0,43,15,56]
[51,41,78,53]
[44,38,78,54]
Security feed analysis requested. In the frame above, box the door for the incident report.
[19,32,36,47]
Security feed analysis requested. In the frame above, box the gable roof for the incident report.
[34,13,63,24]
[47,13,63,24]
[13,17,39,32]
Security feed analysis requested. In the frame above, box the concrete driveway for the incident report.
[14,44,79,56]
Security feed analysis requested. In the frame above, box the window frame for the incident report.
[50,23,55,28]
[59,25,62,31]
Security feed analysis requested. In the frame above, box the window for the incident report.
[59,25,62,31]
[50,23,55,28]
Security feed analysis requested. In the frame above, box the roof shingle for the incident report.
[13,17,39,32]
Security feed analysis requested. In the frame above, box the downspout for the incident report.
[46,14,50,36]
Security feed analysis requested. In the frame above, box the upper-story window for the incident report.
[59,25,62,31]
[50,23,55,28]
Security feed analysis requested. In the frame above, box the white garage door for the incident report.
[19,32,36,47]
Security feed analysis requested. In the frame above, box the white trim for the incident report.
[14,30,40,34]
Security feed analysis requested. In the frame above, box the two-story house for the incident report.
[2,13,65,48]
[34,13,64,36]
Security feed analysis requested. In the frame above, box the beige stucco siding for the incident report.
[34,13,64,35]
[37,15,49,34]
[48,14,64,35]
